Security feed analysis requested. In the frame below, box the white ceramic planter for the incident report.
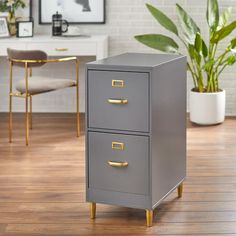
[190,90,226,125]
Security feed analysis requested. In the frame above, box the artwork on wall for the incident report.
[16,0,32,19]
[0,17,9,37]
[39,0,105,24]
[0,0,32,19]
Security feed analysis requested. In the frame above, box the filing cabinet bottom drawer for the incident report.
[88,132,149,195]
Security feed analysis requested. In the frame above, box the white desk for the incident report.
[0,35,108,59]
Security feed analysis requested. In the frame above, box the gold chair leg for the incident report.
[30,95,33,130]
[146,209,153,227]
[25,63,29,146]
[9,61,13,143]
[26,96,29,146]
[90,202,96,219]
[178,183,183,198]
[29,67,32,77]
[9,94,13,143]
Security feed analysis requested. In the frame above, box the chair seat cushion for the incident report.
[15,76,76,95]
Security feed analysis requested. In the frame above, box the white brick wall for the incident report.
[0,0,235,113]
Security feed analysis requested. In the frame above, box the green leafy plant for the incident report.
[0,0,26,19]
[135,0,236,92]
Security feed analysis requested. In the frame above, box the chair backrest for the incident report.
[7,48,48,68]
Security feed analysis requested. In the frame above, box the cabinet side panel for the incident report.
[151,58,187,207]
[85,66,89,201]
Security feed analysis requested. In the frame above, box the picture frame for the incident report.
[0,0,32,19]
[39,0,105,24]
[16,0,32,19]
[0,17,10,38]
[16,19,34,38]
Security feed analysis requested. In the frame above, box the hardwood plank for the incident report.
[2,211,236,224]
[0,192,85,203]
[15,201,236,213]
[0,225,6,235]
[186,176,236,184]
[166,192,236,201]
[180,184,236,193]
[5,223,236,235]
[187,169,236,176]
[160,201,236,212]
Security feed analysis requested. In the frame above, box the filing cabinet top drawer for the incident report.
[87,70,149,132]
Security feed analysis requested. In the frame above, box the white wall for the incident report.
[0,0,236,114]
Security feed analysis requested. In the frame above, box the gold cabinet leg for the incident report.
[30,95,33,130]
[146,209,153,227]
[178,183,183,198]
[90,202,96,219]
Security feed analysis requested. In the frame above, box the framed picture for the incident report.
[0,17,9,37]
[16,0,32,19]
[39,0,105,24]
[0,0,32,19]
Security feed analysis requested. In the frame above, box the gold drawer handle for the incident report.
[112,80,124,88]
[108,99,128,105]
[112,142,124,150]
[55,48,69,52]
[108,161,129,167]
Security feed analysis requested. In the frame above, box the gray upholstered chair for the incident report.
[7,48,80,145]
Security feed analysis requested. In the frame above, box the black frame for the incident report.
[29,0,33,18]
[16,20,34,38]
[16,0,32,19]
[39,0,106,25]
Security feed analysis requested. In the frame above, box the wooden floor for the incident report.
[0,113,236,235]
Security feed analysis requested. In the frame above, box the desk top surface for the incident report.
[0,34,108,43]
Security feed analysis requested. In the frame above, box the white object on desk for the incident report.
[0,34,108,60]
[66,26,81,35]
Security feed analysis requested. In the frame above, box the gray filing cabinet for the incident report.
[85,53,186,227]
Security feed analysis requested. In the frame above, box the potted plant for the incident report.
[135,0,236,125]
[0,0,26,35]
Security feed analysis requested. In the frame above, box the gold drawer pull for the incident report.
[108,99,128,105]
[55,48,69,52]
[112,142,124,150]
[108,161,128,167]
[112,80,124,88]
